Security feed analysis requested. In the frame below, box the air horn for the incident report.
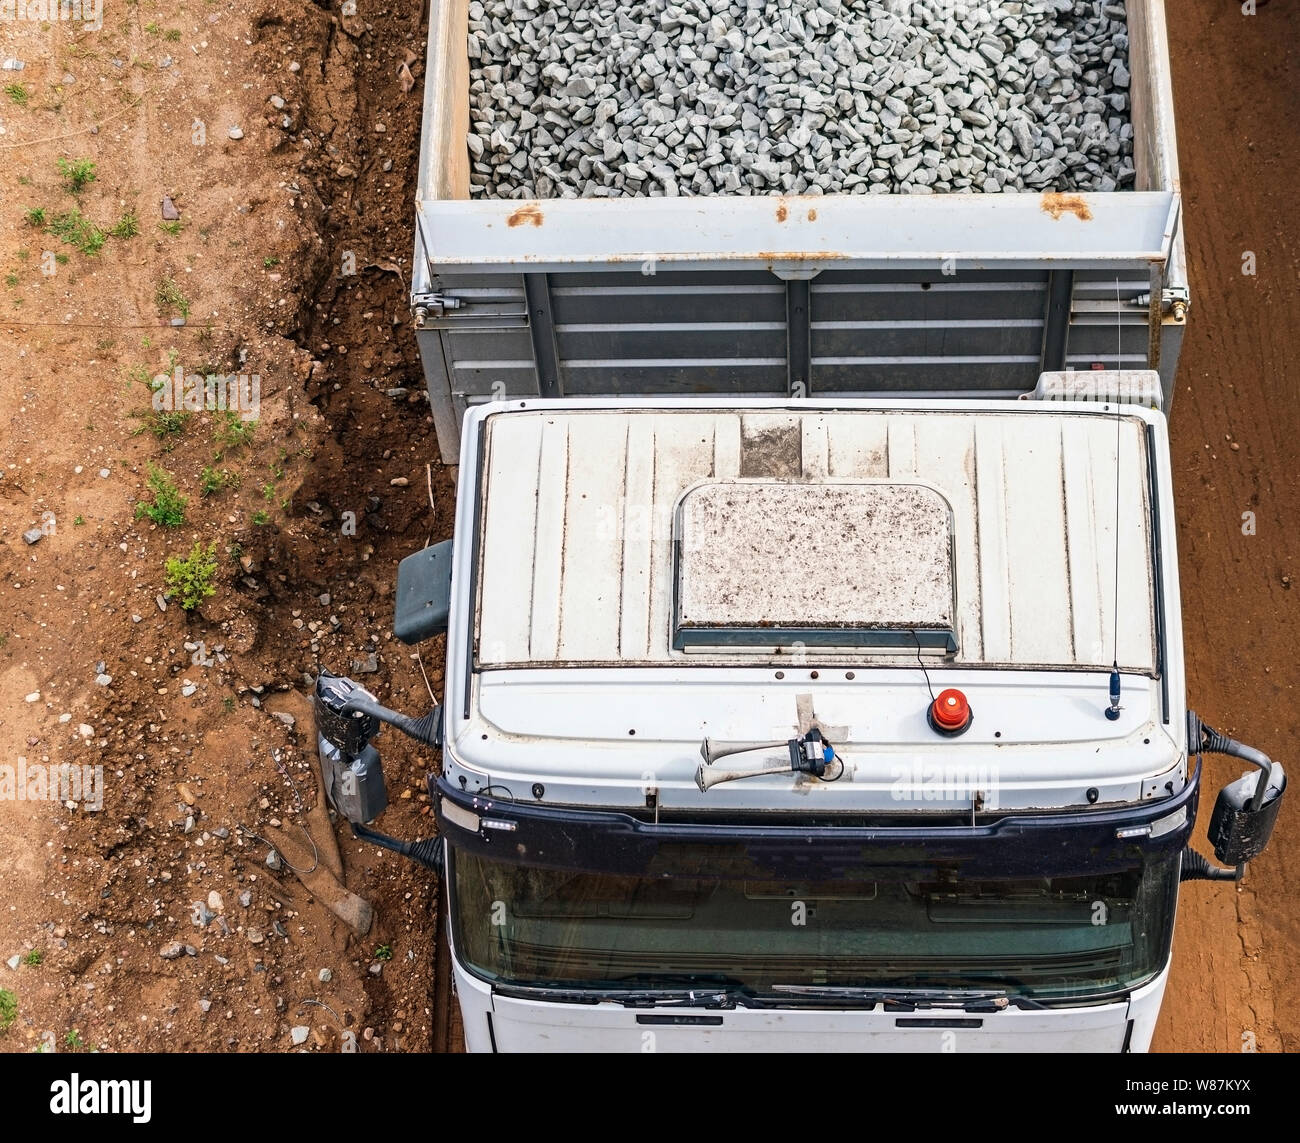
[695,729,835,792]
[699,738,788,764]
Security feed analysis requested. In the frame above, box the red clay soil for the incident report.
[1153,0,1298,1053]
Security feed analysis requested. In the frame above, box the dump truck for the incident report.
[309,0,1284,1053]
[411,0,1189,464]
[315,385,1285,1053]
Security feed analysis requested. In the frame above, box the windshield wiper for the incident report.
[605,973,755,1008]
[493,981,751,1009]
[494,980,1045,1012]
[764,986,1045,1011]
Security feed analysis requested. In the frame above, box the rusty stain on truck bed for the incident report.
[757,252,846,264]
[507,204,544,228]
[1041,192,1093,221]
[776,203,789,222]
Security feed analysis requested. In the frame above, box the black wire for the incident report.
[827,752,847,782]
[912,629,936,702]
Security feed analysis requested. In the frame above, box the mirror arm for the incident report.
[340,694,443,749]
[1190,712,1275,813]
[1179,848,1240,883]
[351,822,444,871]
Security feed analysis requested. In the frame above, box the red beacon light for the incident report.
[928,688,973,737]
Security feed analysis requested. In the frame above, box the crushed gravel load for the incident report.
[466,0,1134,198]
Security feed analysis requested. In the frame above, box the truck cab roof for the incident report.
[443,398,1186,815]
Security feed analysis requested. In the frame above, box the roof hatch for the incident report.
[673,481,957,654]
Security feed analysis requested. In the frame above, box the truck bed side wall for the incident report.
[413,0,1187,463]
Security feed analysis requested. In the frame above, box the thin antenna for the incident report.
[1113,276,1122,660]
[1106,278,1123,721]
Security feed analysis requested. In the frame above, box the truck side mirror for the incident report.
[312,671,445,871]
[394,539,453,645]
[314,671,389,825]
[1208,763,1287,866]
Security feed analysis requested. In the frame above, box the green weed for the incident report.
[57,157,97,194]
[135,463,187,527]
[47,209,106,255]
[109,209,140,238]
[155,277,190,319]
[164,541,218,610]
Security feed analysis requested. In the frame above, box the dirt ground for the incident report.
[1150,0,1299,1053]
[0,1,455,1052]
[0,0,1294,1055]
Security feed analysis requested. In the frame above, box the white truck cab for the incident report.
[315,386,1285,1053]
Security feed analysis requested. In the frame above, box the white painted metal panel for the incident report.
[417,192,1179,276]
[1003,418,1074,663]
[453,955,1165,1053]
[527,418,568,660]
[487,989,1131,1054]
[475,423,541,662]
[618,419,657,660]
[474,406,1155,673]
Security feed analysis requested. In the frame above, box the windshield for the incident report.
[451,850,1178,1004]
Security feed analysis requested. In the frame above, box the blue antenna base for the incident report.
[1104,708,1121,721]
